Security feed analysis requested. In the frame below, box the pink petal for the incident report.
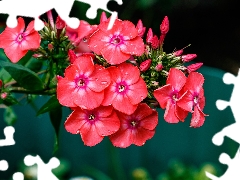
[190,106,206,128]
[127,78,148,105]
[77,20,93,39]
[120,36,144,56]
[73,88,104,110]
[175,105,188,122]
[118,63,140,84]
[64,108,87,134]
[4,42,28,63]
[132,127,155,146]
[101,43,130,65]
[139,110,158,130]
[133,103,153,120]
[80,123,104,146]
[177,91,194,112]
[88,64,110,92]
[57,78,77,107]
[167,68,186,91]
[110,128,133,148]
[164,101,180,123]
[153,84,172,109]
[88,30,108,54]
[101,81,118,106]
[24,20,35,35]
[64,65,78,81]
[98,18,122,33]
[73,56,94,76]
[95,109,120,136]
[184,72,204,93]
[112,93,138,115]
[21,31,41,51]
[120,20,138,39]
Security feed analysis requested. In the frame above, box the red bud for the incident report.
[160,16,169,34]
[140,59,152,72]
[182,54,197,62]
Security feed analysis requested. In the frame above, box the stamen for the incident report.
[88,114,95,120]
[118,85,125,92]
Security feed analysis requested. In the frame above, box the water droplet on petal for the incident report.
[101,81,108,85]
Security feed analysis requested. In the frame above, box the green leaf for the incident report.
[37,95,61,116]
[4,107,17,125]
[0,60,44,91]
[49,105,62,136]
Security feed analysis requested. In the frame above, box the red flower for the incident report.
[110,103,158,148]
[153,68,188,123]
[65,105,120,146]
[136,19,146,37]
[0,17,41,63]
[88,19,144,65]
[177,72,207,128]
[57,56,110,109]
[102,63,148,115]
[66,20,96,55]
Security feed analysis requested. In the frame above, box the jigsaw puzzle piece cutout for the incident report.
[12,172,24,180]
[76,0,122,19]
[0,160,8,171]
[0,0,57,30]
[24,155,60,180]
[0,126,15,147]
[206,147,240,180]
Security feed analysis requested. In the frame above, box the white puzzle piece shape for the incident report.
[0,0,122,30]
[24,155,60,180]
[206,68,240,179]
[0,126,15,147]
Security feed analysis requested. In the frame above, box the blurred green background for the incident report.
[1,0,240,179]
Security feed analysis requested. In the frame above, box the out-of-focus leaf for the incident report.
[2,94,19,106]
[37,95,61,116]
[0,60,44,91]
[49,105,62,136]
[4,107,17,125]
[25,57,43,73]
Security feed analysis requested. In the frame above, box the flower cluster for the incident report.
[0,11,207,148]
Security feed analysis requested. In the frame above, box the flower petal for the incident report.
[164,100,180,123]
[120,36,144,56]
[132,127,155,146]
[153,84,172,109]
[167,68,186,91]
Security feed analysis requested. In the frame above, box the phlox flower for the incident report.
[110,103,158,148]
[153,68,188,123]
[57,56,110,109]
[177,71,207,128]
[66,20,97,55]
[0,17,41,63]
[88,18,144,65]
[102,62,148,115]
[65,105,120,146]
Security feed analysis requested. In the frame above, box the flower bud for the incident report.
[182,54,197,62]
[155,64,163,71]
[140,59,152,72]
[68,49,77,63]
[151,35,159,49]
[160,16,169,34]
[56,16,66,29]
[187,62,203,73]
[173,49,183,56]
[32,54,43,58]
[48,43,54,51]
[100,11,108,23]
[47,10,54,29]
[0,80,2,89]
[136,19,146,37]
[1,92,7,99]
[146,28,153,44]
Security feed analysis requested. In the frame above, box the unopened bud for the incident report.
[56,16,66,29]
[1,92,7,99]
[155,64,163,71]
[0,80,2,89]
[151,35,159,49]
[140,59,152,72]
[146,28,153,44]
[48,43,54,51]
[50,31,56,39]
[136,19,146,37]
[187,62,203,73]
[160,16,169,34]
[68,49,77,63]
[100,11,108,23]
[173,49,183,56]
[182,54,197,62]
[32,54,43,58]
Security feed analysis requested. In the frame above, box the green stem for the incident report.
[108,141,126,180]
